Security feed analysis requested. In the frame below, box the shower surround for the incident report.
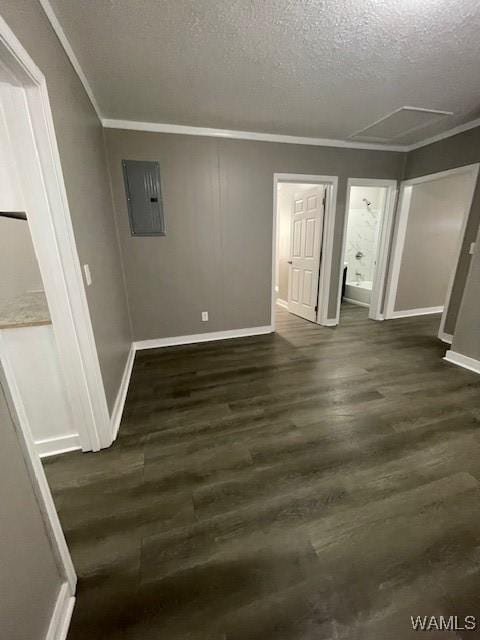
[343,186,384,306]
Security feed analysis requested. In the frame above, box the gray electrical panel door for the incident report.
[122,160,166,236]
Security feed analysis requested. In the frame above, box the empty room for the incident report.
[2,1,480,639]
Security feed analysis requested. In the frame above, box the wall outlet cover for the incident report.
[201,311,208,321]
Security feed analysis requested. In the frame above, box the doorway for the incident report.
[0,13,118,627]
[337,179,397,322]
[384,164,479,341]
[272,173,338,328]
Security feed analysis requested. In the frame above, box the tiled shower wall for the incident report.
[344,187,385,285]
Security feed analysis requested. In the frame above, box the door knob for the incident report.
[288,260,293,264]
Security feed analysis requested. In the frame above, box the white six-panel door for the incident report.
[287,186,326,322]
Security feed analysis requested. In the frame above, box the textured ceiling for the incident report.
[47,0,480,145]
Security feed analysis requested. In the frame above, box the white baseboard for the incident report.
[444,350,480,374]
[276,298,288,310]
[134,325,273,351]
[343,297,370,309]
[37,433,81,458]
[321,318,338,327]
[387,306,444,319]
[46,582,75,640]
[111,344,135,439]
[439,331,453,344]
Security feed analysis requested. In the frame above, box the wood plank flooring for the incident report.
[44,304,480,639]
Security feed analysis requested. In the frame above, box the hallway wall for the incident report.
[394,173,473,312]
[451,219,480,361]
[0,376,63,640]
[405,125,480,335]
[0,0,132,412]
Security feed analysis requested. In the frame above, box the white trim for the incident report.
[273,173,338,329]
[388,306,444,319]
[408,116,480,151]
[46,582,75,640]
[37,433,81,458]
[444,350,480,375]
[383,183,413,318]
[276,298,289,310]
[384,164,480,330]
[439,331,453,344]
[343,297,370,308]
[134,326,273,351]
[0,17,112,452]
[102,118,407,152]
[400,163,480,186]
[38,0,102,120]
[336,178,397,324]
[111,344,135,439]
[322,318,338,327]
[27,1,480,157]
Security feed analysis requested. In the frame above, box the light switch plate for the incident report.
[83,264,92,286]
[469,242,476,255]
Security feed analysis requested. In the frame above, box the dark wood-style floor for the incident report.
[44,304,480,639]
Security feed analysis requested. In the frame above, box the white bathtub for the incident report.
[344,280,372,307]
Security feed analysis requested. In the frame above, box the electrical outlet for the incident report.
[83,264,92,286]
[201,311,208,322]
[470,242,476,255]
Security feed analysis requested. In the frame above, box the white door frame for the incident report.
[0,16,111,453]
[383,163,479,339]
[272,173,338,330]
[336,178,398,323]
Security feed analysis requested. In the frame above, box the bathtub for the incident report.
[344,280,372,307]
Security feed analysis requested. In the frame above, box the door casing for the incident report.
[272,173,339,330]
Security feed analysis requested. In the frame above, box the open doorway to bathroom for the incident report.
[338,179,397,322]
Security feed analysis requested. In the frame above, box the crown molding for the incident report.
[36,0,480,155]
[39,0,102,120]
[407,116,480,151]
[101,118,408,151]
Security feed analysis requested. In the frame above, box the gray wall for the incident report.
[0,375,62,640]
[105,129,405,341]
[0,218,43,302]
[451,220,480,360]
[0,0,132,411]
[404,125,480,335]
[394,173,472,312]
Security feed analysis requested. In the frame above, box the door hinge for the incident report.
[315,305,318,312]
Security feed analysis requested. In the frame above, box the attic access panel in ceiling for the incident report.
[350,107,453,142]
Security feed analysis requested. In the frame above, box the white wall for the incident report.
[0,99,43,303]
[276,183,317,301]
[0,218,44,302]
